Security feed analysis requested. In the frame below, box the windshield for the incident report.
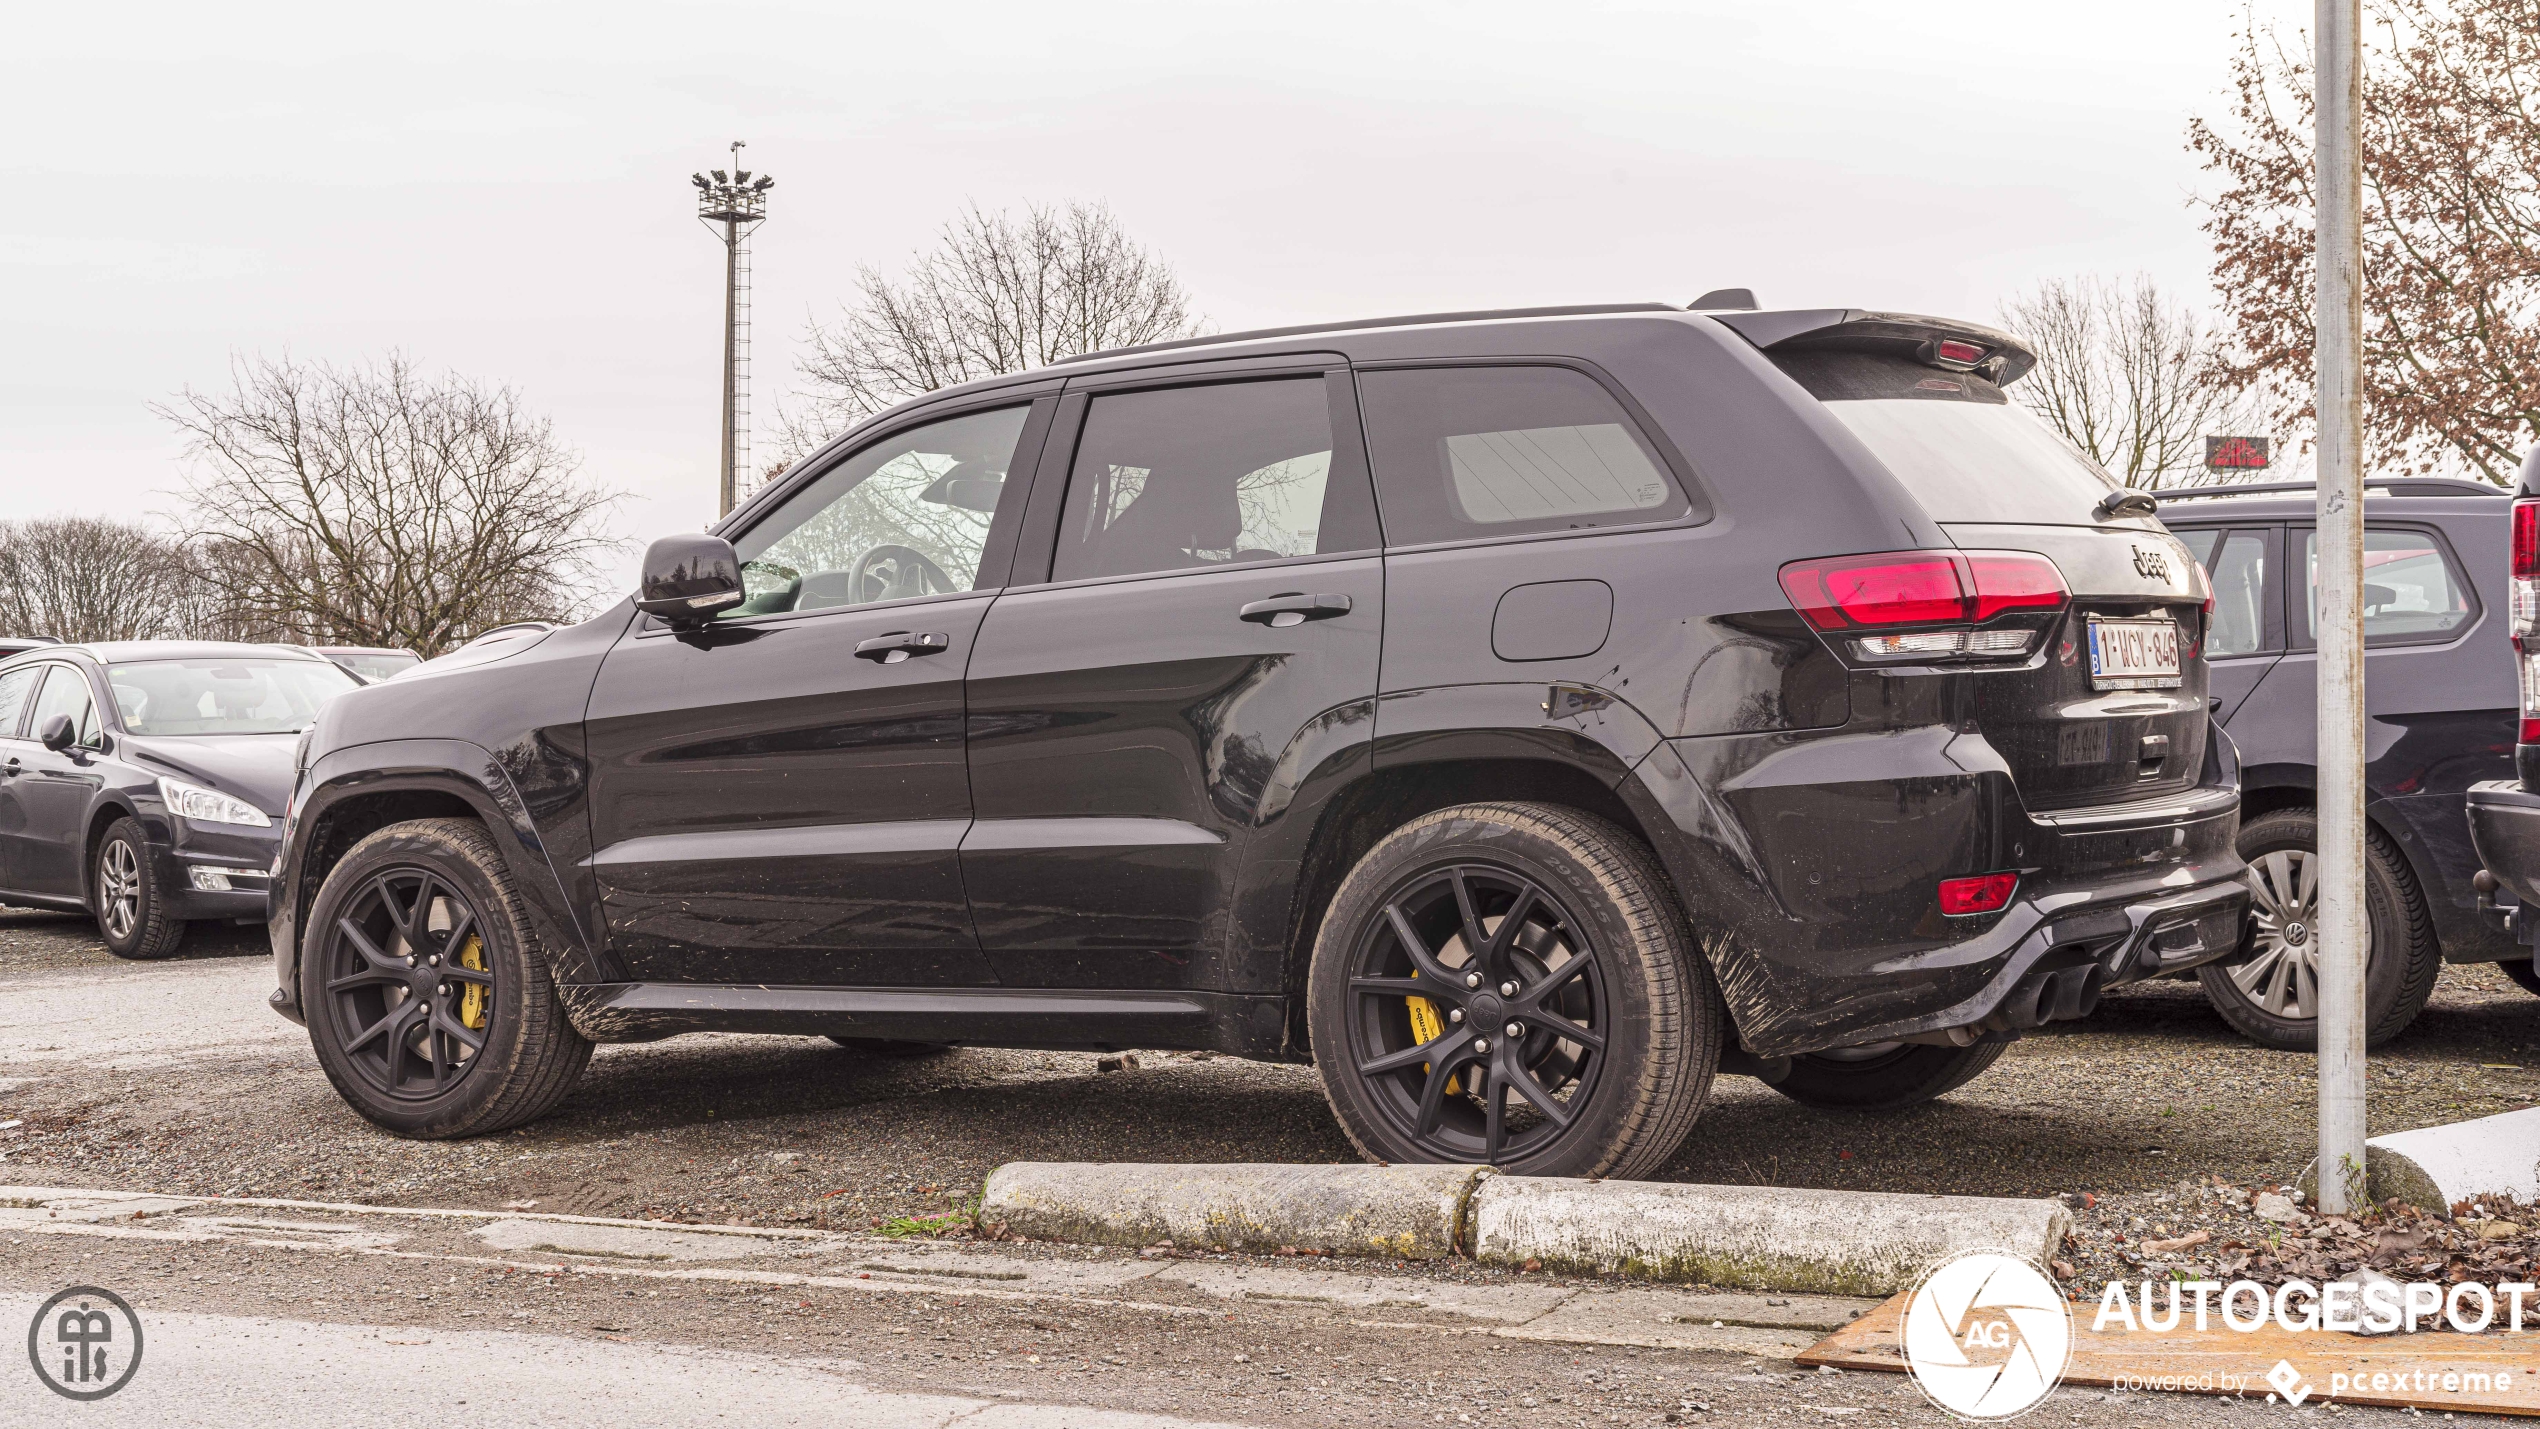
[108,658,359,736]
[335,651,422,682]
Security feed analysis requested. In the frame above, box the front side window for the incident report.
[725,405,1030,619]
[1358,365,1688,546]
[2173,527,2270,658]
[108,659,357,736]
[27,665,102,747]
[2297,527,2477,646]
[1054,378,1372,583]
[0,664,40,738]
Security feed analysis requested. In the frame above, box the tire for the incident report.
[300,818,592,1138]
[2195,808,2439,1051]
[1767,1041,2008,1112]
[1305,802,1722,1180]
[826,1036,953,1057]
[94,817,186,959]
[2502,957,2540,997]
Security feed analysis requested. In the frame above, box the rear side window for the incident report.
[1357,366,1690,546]
[0,665,38,737]
[1775,351,2121,526]
[1053,377,1377,583]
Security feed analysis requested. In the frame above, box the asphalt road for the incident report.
[4,904,2538,1426]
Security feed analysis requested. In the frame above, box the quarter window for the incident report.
[1358,365,1687,545]
[2173,528,2270,658]
[724,405,1031,619]
[1053,378,1373,583]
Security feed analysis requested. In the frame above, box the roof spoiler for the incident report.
[1709,309,2038,387]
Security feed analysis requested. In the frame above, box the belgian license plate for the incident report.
[2087,618,2182,690]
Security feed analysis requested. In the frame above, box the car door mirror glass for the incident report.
[38,713,74,751]
[635,533,746,627]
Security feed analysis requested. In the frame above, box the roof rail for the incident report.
[2158,477,2504,501]
[1049,303,1683,366]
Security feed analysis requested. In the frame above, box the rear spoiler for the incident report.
[1709,309,2037,387]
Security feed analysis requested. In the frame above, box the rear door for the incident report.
[2170,524,2283,725]
[960,361,1384,989]
[581,396,1053,987]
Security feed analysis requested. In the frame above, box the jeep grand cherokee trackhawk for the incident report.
[267,300,2248,1177]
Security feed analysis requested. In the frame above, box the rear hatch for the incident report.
[1749,314,2210,813]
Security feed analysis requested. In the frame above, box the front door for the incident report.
[962,368,1385,989]
[582,398,1050,987]
[0,662,52,893]
[10,663,107,898]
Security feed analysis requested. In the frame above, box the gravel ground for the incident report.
[3,905,2536,1240]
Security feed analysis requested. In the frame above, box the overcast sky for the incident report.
[4,0,2302,588]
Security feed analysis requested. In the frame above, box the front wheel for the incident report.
[301,818,592,1138]
[1767,1041,2007,1111]
[95,818,185,959]
[2195,808,2438,1051]
[1306,802,1722,1181]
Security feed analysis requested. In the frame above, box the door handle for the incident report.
[0,757,16,778]
[1239,593,1353,628]
[854,631,951,664]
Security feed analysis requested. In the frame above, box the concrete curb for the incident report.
[1466,1177,2070,1298]
[977,1162,2069,1295]
[979,1161,1486,1260]
[2299,1105,2540,1210]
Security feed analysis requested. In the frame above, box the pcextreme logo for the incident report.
[1902,1250,2073,1420]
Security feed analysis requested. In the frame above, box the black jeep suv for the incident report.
[268,301,2247,1177]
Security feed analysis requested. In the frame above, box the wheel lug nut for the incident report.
[1464,972,1481,989]
[1473,1037,1491,1053]
[1505,1021,1523,1038]
[428,954,441,966]
[1447,1008,1464,1023]
[1500,981,1518,997]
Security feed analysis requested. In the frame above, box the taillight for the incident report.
[1778,549,2068,662]
[1938,871,2019,916]
[2513,500,2540,653]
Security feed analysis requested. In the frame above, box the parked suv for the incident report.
[2463,449,2540,998]
[2161,478,2519,1046]
[267,302,2246,1175]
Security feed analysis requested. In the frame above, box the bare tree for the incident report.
[1999,275,2269,490]
[780,201,1203,462]
[0,515,197,642]
[157,354,623,656]
[2192,0,2540,482]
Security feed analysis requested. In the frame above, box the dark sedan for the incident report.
[0,641,358,957]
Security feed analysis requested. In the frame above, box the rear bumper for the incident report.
[2467,780,2540,907]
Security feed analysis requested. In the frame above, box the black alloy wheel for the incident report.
[1343,863,1611,1165]
[1308,803,1721,1180]
[301,818,590,1138]
[322,866,497,1100]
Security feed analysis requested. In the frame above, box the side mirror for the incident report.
[38,714,75,752]
[634,534,745,629]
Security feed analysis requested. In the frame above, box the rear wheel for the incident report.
[94,818,185,960]
[1306,802,1721,1180]
[1767,1041,2007,1111]
[302,818,591,1138]
[2195,808,2439,1050]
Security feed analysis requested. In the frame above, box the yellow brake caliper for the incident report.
[1404,974,1461,1095]
[457,934,489,1031]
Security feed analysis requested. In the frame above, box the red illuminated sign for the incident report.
[2205,436,2271,470]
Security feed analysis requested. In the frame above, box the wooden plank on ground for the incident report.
[1797,1292,2540,1417]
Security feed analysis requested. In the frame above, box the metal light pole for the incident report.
[693,143,773,518]
[2314,0,2369,1214]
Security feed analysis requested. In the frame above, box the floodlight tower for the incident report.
[693,142,774,517]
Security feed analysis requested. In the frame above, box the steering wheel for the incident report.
[848,545,957,604]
